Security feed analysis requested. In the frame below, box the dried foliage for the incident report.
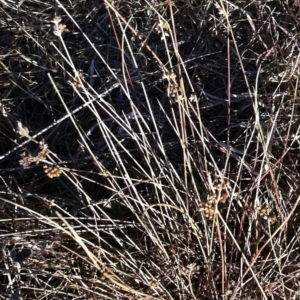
[1,0,300,299]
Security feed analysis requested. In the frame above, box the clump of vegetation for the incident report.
[1,0,300,299]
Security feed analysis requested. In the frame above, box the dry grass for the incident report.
[1,0,300,299]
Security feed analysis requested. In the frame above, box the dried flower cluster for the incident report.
[44,166,62,178]
[198,177,232,219]
[198,202,216,219]
[19,143,50,167]
[208,177,231,204]
[69,69,86,89]
[255,205,277,223]
[52,16,69,37]
[162,72,184,102]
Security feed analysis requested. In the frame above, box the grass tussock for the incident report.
[1,0,300,299]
